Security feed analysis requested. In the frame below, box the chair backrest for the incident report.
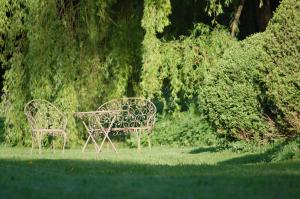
[95,97,156,131]
[24,99,67,131]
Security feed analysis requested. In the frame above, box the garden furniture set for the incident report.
[24,98,156,154]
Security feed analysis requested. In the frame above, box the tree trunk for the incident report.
[231,0,245,37]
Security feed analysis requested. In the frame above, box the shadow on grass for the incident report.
[189,146,218,154]
[0,157,299,199]
[220,140,290,165]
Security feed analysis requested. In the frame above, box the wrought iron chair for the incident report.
[24,99,67,154]
[89,97,156,151]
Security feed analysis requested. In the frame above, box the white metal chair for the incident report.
[24,99,67,154]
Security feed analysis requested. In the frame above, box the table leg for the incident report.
[96,115,117,153]
[98,134,107,153]
[90,133,100,152]
[97,131,117,153]
[82,135,91,152]
[82,121,99,152]
[105,133,117,152]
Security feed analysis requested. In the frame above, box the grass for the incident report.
[0,145,299,199]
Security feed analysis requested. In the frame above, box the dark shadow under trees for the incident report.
[0,154,299,199]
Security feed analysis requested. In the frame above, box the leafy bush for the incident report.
[126,108,218,147]
[271,138,300,162]
[200,0,300,142]
[263,0,300,134]
[272,137,300,162]
[199,34,269,141]
[216,139,260,152]
[133,106,217,147]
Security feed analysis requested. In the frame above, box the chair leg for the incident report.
[147,133,151,150]
[38,132,42,155]
[136,129,141,150]
[62,131,67,154]
[31,133,35,155]
[52,135,55,154]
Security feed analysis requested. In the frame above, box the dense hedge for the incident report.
[200,0,300,141]
[263,0,300,134]
[126,108,217,147]
[199,34,269,141]
[150,107,217,146]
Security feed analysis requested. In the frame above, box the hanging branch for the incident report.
[231,0,245,37]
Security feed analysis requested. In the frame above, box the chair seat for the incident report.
[92,127,151,132]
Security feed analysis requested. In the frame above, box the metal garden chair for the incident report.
[24,99,67,154]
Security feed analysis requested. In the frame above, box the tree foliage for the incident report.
[200,0,300,141]
[0,0,298,147]
[141,22,236,111]
[1,0,144,145]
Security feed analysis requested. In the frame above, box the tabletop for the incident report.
[74,110,124,118]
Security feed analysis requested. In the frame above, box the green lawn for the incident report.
[0,145,299,199]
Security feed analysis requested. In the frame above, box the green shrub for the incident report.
[147,106,217,146]
[216,139,260,152]
[263,0,300,134]
[271,138,300,161]
[200,0,300,142]
[199,34,269,141]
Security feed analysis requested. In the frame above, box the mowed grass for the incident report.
[0,145,299,199]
